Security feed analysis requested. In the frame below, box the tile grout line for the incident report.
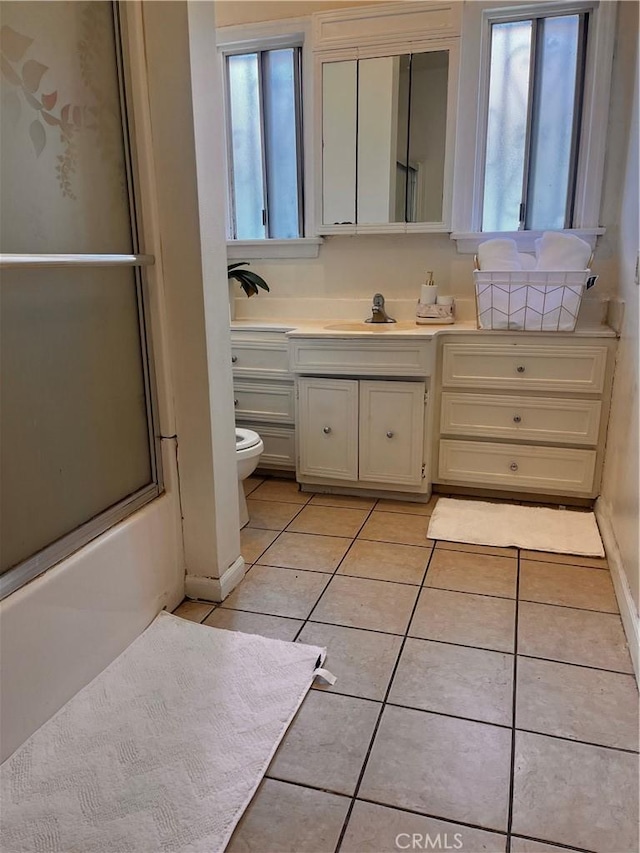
[179,600,640,757]
[241,490,314,564]
[505,548,522,853]
[260,776,599,853]
[512,728,640,756]
[333,542,437,853]
[251,565,430,587]
[207,602,636,679]
[291,501,381,644]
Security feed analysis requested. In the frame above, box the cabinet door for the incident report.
[297,378,358,480]
[322,61,357,226]
[359,381,425,485]
[357,55,409,224]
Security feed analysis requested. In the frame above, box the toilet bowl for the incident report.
[236,428,264,527]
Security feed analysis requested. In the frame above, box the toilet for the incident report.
[235,428,264,527]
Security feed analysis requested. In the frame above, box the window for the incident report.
[482,13,587,232]
[225,47,303,240]
[451,1,616,252]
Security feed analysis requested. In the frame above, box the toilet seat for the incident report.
[236,428,261,452]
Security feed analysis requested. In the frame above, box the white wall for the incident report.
[598,0,639,618]
[142,0,243,600]
[216,0,385,27]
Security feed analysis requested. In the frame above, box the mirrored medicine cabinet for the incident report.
[320,43,458,234]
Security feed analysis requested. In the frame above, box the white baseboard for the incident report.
[185,556,246,603]
[595,498,640,683]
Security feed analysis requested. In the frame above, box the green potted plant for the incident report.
[227,262,270,298]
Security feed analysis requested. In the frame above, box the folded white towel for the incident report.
[478,238,521,271]
[518,252,536,270]
[535,232,591,271]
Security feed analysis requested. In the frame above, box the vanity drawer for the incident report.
[234,380,294,424]
[441,343,608,393]
[440,393,602,446]
[438,439,596,495]
[290,339,432,377]
[231,340,290,378]
[237,422,296,470]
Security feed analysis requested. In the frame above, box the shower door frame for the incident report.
[0,2,163,601]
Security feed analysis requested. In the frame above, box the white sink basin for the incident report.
[323,322,418,332]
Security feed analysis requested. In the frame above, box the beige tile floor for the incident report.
[174,477,639,853]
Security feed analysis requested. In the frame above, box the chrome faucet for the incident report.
[365,293,396,324]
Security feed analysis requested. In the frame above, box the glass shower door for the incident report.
[0,1,159,596]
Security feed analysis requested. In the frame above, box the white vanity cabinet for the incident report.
[434,335,617,499]
[298,378,426,486]
[231,329,296,471]
[313,2,460,235]
[291,335,433,494]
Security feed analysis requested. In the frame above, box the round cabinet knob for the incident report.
[509,462,519,472]
[516,365,526,373]
[231,355,238,363]
[386,431,395,438]
[513,415,522,424]
[323,426,332,434]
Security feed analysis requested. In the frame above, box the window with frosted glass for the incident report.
[226,48,302,240]
[482,13,587,232]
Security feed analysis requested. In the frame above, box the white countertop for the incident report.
[230,318,617,339]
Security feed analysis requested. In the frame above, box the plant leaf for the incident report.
[235,269,270,291]
[0,26,33,62]
[41,90,57,110]
[22,59,48,94]
[41,110,60,127]
[227,261,249,271]
[24,91,42,110]
[29,118,46,157]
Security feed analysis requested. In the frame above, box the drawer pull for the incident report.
[509,462,519,472]
[516,365,526,373]
[231,355,238,363]
[323,426,332,435]
[234,398,238,406]
[386,431,395,438]
[513,415,522,424]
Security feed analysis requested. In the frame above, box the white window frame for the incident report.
[216,17,322,259]
[450,0,617,253]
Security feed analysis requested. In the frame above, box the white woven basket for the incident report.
[473,269,598,332]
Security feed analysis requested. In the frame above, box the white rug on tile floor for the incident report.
[0,611,325,853]
[427,498,605,557]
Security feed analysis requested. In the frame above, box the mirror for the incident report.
[357,55,410,224]
[407,50,449,223]
[322,49,450,227]
[322,60,357,225]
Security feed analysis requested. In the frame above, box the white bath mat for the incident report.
[0,611,325,853]
[427,498,605,557]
